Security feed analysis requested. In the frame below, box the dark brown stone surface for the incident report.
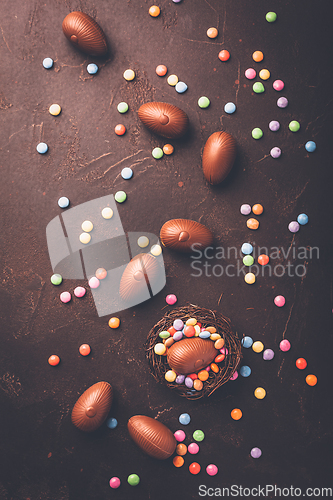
[0,0,332,499]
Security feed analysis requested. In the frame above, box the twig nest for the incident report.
[146,305,241,399]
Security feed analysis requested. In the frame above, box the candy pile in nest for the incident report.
[145,305,242,400]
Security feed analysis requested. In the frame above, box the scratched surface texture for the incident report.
[0,0,332,499]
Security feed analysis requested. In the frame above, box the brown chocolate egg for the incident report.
[119,253,162,302]
[62,12,108,56]
[128,415,177,459]
[202,131,237,184]
[167,338,217,374]
[71,381,112,432]
[138,102,189,139]
[160,219,213,253]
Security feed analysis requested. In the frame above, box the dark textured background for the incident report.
[0,1,332,499]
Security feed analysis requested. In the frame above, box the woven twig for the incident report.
[145,304,242,400]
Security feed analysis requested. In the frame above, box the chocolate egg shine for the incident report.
[202,131,237,184]
[167,338,217,374]
[138,102,189,139]
[160,219,213,253]
[128,415,177,459]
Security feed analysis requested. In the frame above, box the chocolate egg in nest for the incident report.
[145,305,242,399]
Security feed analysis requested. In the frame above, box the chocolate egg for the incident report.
[62,12,108,56]
[138,102,189,139]
[128,415,177,459]
[71,381,112,432]
[202,131,237,184]
[160,219,213,253]
[167,338,217,374]
[120,253,162,301]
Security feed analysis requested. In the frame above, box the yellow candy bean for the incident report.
[194,325,201,335]
[167,74,178,86]
[254,387,266,399]
[154,343,166,355]
[252,341,264,353]
[165,370,177,382]
[245,272,256,284]
[186,318,197,326]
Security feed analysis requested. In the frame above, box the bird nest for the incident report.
[145,304,242,400]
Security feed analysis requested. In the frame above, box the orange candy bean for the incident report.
[231,408,242,420]
[95,268,107,279]
[108,317,120,328]
[163,144,174,155]
[198,370,209,382]
[173,455,184,467]
[247,218,259,230]
[114,124,126,136]
[48,355,60,366]
[149,5,160,17]
[305,374,317,386]
[156,64,167,76]
[252,204,264,215]
[253,51,264,62]
[210,363,219,373]
[79,344,91,356]
[218,49,230,61]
